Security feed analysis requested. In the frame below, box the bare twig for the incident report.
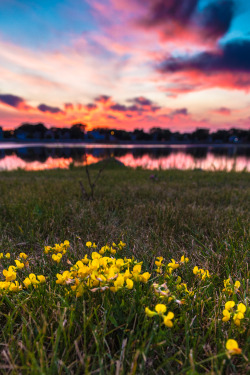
[79,180,89,200]
[79,155,109,200]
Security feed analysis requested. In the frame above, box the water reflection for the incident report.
[0,144,249,171]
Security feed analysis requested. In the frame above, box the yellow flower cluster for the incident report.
[44,240,70,263]
[54,242,151,297]
[0,252,11,259]
[0,252,46,294]
[145,304,174,327]
[155,254,189,274]
[222,301,247,326]
[223,279,241,295]
[0,241,247,358]
[193,266,210,280]
[23,274,46,288]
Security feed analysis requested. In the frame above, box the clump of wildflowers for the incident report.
[54,245,151,296]
[193,266,210,280]
[223,278,241,295]
[23,274,46,288]
[145,304,174,327]
[222,301,247,326]
[0,240,248,370]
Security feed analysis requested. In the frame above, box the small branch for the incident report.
[79,180,89,200]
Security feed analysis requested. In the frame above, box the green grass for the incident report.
[0,162,249,374]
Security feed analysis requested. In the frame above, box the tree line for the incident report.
[1,122,249,143]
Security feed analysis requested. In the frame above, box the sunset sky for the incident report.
[0,0,250,131]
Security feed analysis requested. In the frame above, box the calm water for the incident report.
[0,143,249,172]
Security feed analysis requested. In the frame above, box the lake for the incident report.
[0,143,249,171]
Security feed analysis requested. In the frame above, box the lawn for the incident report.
[0,162,249,374]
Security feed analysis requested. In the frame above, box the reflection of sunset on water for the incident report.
[116,153,250,172]
[0,151,249,172]
[0,155,100,171]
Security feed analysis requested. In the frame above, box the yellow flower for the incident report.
[82,255,89,264]
[222,309,231,322]
[118,241,126,249]
[234,280,240,289]
[226,339,242,355]
[3,268,16,282]
[91,252,101,260]
[141,272,151,283]
[64,240,70,248]
[163,312,174,327]
[193,266,199,275]
[155,304,167,315]
[168,259,179,270]
[56,271,71,284]
[0,253,3,259]
[9,281,21,292]
[116,259,124,268]
[126,278,133,289]
[145,307,157,317]
[52,253,62,263]
[114,275,124,288]
[37,275,46,283]
[14,260,24,269]
[86,241,92,248]
[233,314,242,326]
[44,246,51,254]
[155,256,163,267]
[133,264,141,274]
[19,253,28,260]
[5,253,10,259]
[201,270,210,280]
[237,303,246,314]
[223,278,230,288]
[28,273,40,285]
[225,301,235,310]
[23,277,32,288]
[180,255,189,263]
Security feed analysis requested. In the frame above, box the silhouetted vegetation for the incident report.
[0,122,249,144]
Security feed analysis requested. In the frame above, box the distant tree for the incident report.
[70,123,87,139]
[133,129,151,141]
[14,123,47,139]
[190,128,210,142]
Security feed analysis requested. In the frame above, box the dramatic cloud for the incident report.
[37,104,64,114]
[158,39,250,74]
[94,95,111,103]
[139,0,198,27]
[200,0,235,39]
[109,96,161,114]
[85,103,97,110]
[138,0,236,42]
[0,94,31,110]
[110,103,139,112]
[64,103,74,111]
[129,96,154,106]
[171,108,188,116]
[212,107,231,115]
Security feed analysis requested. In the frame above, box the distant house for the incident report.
[15,129,29,140]
[44,129,55,139]
[229,135,239,143]
[86,131,105,141]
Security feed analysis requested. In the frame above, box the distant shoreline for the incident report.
[0,140,249,149]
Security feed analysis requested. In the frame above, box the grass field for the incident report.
[0,161,249,374]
